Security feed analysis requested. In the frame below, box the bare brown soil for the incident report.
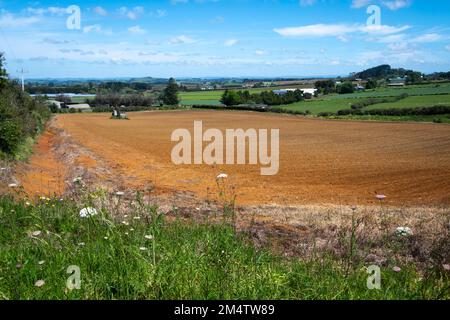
[15,110,450,206]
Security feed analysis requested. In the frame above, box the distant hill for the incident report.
[353,65,422,80]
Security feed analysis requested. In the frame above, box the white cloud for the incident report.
[171,0,189,4]
[274,24,356,37]
[224,39,238,47]
[169,35,197,44]
[94,6,107,16]
[255,50,267,56]
[210,16,225,24]
[42,37,71,45]
[26,6,67,16]
[47,7,67,15]
[446,45,450,52]
[360,24,411,35]
[300,0,316,6]
[351,0,412,10]
[274,23,410,38]
[118,6,144,20]
[410,33,443,43]
[152,9,167,18]
[82,24,111,35]
[128,25,147,35]
[25,8,47,15]
[381,0,412,10]
[0,13,40,27]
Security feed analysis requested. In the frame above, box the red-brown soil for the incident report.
[16,111,450,206]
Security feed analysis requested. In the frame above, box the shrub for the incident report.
[336,82,355,94]
[0,119,22,154]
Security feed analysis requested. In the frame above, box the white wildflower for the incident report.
[133,216,141,220]
[35,280,45,287]
[216,173,228,180]
[31,230,42,237]
[122,221,129,226]
[139,247,147,251]
[376,195,386,200]
[395,227,413,237]
[8,183,18,188]
[145,235,154,240]
[78,242,85,246]
[392,266,401,272]
[79,207,98,218]
[38,260,45,265]
[116,191,125,197]
[72,177,82,184]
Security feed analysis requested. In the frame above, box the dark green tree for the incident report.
[336,82,355,94]
[161,78,180,105]
[220,90,242,106]
[365,79,378,90]
[314,80,336,95]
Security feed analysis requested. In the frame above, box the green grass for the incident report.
[325,83,450,100]
[69,96,95,103]
[180,99,224,106]
[12,137,36,162]
[278,98,364,115]
[179,86,310,106]
[0,195,448,300]
[324,114,450,124]
[365,94,450,110]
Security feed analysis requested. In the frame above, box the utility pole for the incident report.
[17,68,28,92]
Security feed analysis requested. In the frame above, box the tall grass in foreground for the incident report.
[0,195,448,300]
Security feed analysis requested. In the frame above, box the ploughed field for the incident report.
[26,110,450,205]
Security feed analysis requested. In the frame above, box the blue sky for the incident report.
[0,0,449,78]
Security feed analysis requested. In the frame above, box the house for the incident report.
[273,89,296,95]
[388,77,406,86]
[301,88,318,95]
[47,100,64,109]
[273,88,317,96]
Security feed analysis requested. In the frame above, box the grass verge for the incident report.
[0,195,448,300]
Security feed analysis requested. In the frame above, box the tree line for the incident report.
[220,89,306,106]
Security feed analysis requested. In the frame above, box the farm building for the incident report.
[273,89,296,95]
[47,100,64,109]
[67,103,91,110]
[388,77,406,86]
[301,88,318,95]
[273,88,317,96]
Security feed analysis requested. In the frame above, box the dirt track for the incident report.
[17,110,450,206]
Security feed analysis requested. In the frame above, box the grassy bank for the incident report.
[0,195,448,300]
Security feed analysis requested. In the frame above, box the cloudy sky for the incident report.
[0,0,449,78]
